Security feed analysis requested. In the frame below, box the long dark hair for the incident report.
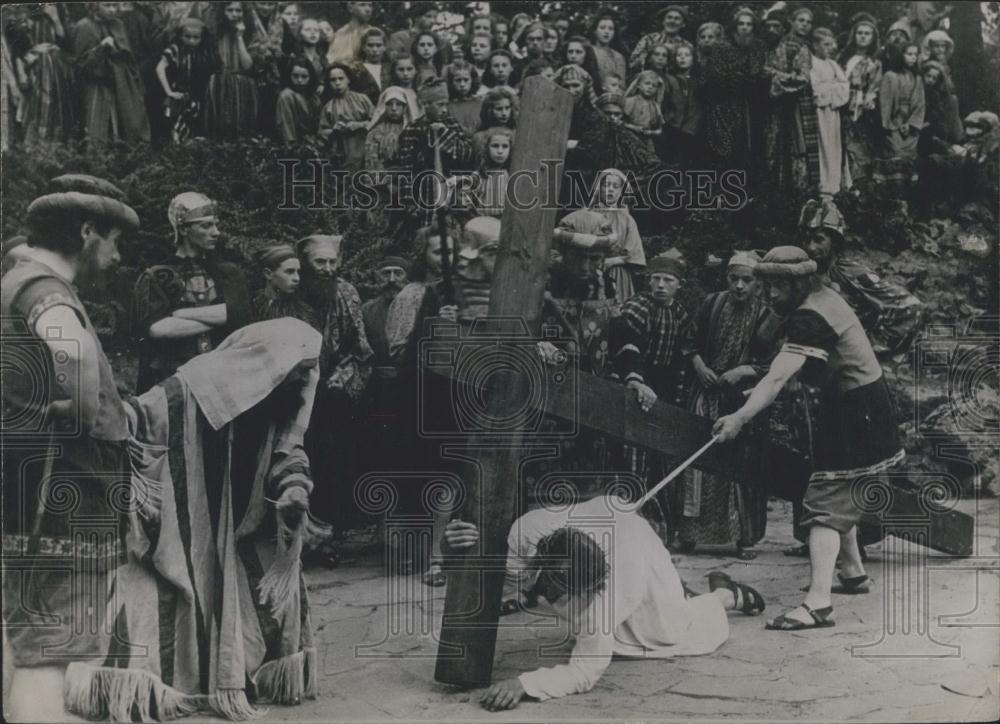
[283,55,319,95]
[478,86,518,130]
[561,35,604,95]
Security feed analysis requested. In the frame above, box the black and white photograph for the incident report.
[1,1,998,721]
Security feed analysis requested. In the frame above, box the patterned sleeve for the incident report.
[610,297,648,385]
[782,309,838,369]
[16,277,85,331]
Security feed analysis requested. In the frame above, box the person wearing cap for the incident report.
[131,192,252,390]
[608,253,692,544]
[1,182,139,720]
[252,243,317,325]
[362,254,411,368]
[674,251,775,559]
[713,246,904,630]
[799,197,924,358]
[628,4,689,74]
[762,4,789,49]
[296,233,373,554]
[397,76,476,181]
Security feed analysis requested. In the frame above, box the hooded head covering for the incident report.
[459,216,502,260]
[168,192,217,244]
[555,63,596,104]
[754,246,817,277]
[887,18,912,42]
[798,197,845,241]
[176,318,321,436]
[595,91,625,111]
[368,85,415,129]
[921,29,954,61]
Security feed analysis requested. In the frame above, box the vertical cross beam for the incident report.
[434,76,574,687]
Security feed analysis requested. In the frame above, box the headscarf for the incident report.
[175,318,321,436]
[921,29,954,62]
[590,168,629,208]
[368,85,415,129]
[168,192,217,244]
[887,19,912,42]
[798,197,845,240]
[754,246,818,277]
[555,63,596,106]
[595,91,625,112]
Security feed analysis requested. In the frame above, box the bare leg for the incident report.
[837,525,867,579]
[802,524,840,611]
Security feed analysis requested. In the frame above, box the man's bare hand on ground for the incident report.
[480,678,526,711]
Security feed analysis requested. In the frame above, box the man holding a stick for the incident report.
[443,492,765,711]
[713,246,904,631]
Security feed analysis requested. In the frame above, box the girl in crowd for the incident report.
[298,16,327,77]
[810,28,851,195]
[543,25,560,58]
[411,31,444,88]
[588,167,646,303]
[642,41,671,82]
[660,41,703,167]
[473,86,517,157]
[74,1,151,144]
[492,15,511,51]
[156,17,217,143]
[252,244,317,325]
[388,54,422,118]
[840,15,883,182]
[630,4,689,74]
[6,3,76,145]
[919,60,962,153]
[351,27,391,104]
[481,49,517,94]
[507,13,532,60]
[764,7,819,193]
[475,128,513,218]
[875,43,925,188]
[624,70,665,152]
[465,13,493,41]
[365,85,413,173]
[589,12,627,88]
[275,55,321,144]
[319,62,374,170]
[204,1,258,140]
[466,31,493,78]
[446,59,483,135]
[562,35,605,98]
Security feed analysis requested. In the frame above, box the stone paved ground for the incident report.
[233,498,998,722]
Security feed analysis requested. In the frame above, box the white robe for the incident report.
[811,57,853,195]
[504,495,729,701]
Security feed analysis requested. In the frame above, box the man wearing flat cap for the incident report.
[713,246,903,631]
[131,191,253,390]
[1,181,139,720]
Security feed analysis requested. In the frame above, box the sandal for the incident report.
[766,604,834,630]
[422,563,446,587]
[832,573,871,595]
[736,547,758,561]
[783,544,810,557]
[706,571,766,616]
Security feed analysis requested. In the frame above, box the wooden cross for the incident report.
[433,76,973,689]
